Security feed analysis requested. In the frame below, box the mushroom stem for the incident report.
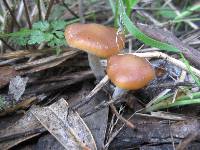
[112,86,127,100]
[88,53,105,81]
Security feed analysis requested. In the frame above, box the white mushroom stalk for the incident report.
[112,86,127,100]
[88,53,105,80]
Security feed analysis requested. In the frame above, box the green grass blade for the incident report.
[176,92,200,101]
[175,3,200,20]
[145,98,200,112]
[119,0,179,52]
[126,0,139,16]
[108,0,115,14]
[180,53,200,86]
[114,0,119,27]
[145,91,200,112]
[108,0,119,27]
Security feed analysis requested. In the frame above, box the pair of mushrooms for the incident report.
[65,23,155,99]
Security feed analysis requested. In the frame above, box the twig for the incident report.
[45,0,54,20]
[0,127,45,142]
[81,96,122,117]
[23,0,32,29]
[135,6,163,26]
[30,5,37,22]
[62,0,79,18]
[169,120,176,150]
[110,103,135,129]
[3,0,21,28]
[40,0,47,19]
[0,58,21,66]
[15,50,79,70]
[137,23,200,68]
[0,38,15,51]
[104,106,125,150]
[146,89,171,108]
[104,111,137,149]
[172,70,187,103]
[136,111,189,121]
[71,75,109,110]
[165,0,198,29]
[104,125,124,149]
[106,105,124,145]
[0,97,37,117]
[22,57,67,74]
[148,81,196,88]
[37,0,42,20]
[16,0,24,21]
[176,132,198,150]
[130,51,200,78]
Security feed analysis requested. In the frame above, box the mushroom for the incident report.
[106,54,155,99]
[65,23,125,80]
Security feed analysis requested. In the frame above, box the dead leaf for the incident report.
[0,96,37,117]
[0,111,44,149]
[31,98,97,150]
[8,76,28,101]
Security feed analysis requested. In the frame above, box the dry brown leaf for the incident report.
[0,111,44,149]
[31,98,97,150]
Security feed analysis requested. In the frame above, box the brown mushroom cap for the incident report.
[65,23,125,58]
[107,54,155,90]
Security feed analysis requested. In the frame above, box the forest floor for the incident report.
[0,0,200,150]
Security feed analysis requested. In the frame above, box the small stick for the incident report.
[3,0,21,28]
[130,51,200,78]
[165,0,198,29]
[15,50,78,70]
[148,82,196,88]
[146,89,171,108]
[172,70,187,103]
[136,6,163,26]
[0,127,45,142]
[107,105,124,140]
[137,23,200,68]
[23,0,32,29]
[176,132,198,150]
[45,0,54,20]
[72,75,109,110]
[37,0,42,20]
[81,95,122,117]
[104,111,137,149]
[0,58,20,66]
[110,103,135,129]
[0,38,15,51]
[62,0,79,18]
[16,0,24,21]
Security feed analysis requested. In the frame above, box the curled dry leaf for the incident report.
[31,98,97,150]
[0,112,44,149]
[8,76,29,102]
[0,66,18,89]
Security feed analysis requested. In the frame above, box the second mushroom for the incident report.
[107,54,155,100]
